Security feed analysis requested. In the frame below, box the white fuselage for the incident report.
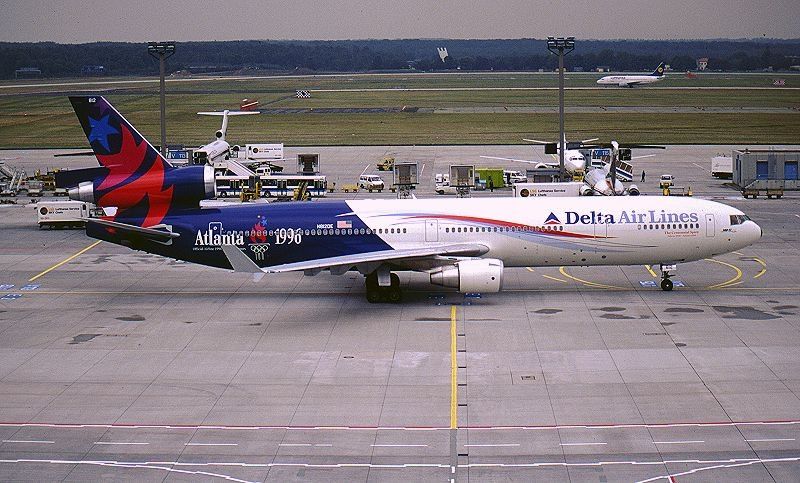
[347,196,760,268]
[596,75,663,87]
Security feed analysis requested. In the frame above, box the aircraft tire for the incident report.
[660,278,674,291]
[366,273,381,303]
[387,273,402,303]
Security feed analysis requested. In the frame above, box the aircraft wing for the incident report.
[479,155,546,165]
[87,218,180,244]
[221,243,489,275]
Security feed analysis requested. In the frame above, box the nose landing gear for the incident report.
[659,263,676,291]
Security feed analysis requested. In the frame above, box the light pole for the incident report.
[546,36,575,181]
[147,41,176,157]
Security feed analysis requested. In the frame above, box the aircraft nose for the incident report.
[748,220,762,244]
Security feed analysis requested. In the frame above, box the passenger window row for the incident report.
[445,225,564,233]
[638,223,699,230]
[260,227,408,236]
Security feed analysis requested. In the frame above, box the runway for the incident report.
[1,145,800,481]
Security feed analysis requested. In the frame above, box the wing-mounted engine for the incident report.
[430,258,504,293]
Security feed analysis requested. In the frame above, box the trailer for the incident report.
[742,179,784,199]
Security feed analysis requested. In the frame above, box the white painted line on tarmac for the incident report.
[94,441,149,445]
[279,443,332,447]
[2,440,54,444]
[560,442,607,446]
[464,443,520,447]
[3,455,800,477]
[185,443,239,446]
[653,440,705,444]
[745,438,795,442]
[0,458,258,483]
[372,444,429,447]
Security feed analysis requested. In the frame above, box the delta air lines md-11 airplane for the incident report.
[65,96,761,302]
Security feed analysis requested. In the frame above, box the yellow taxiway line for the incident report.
[558,266,622,289]
[542,274,569,283]
[705,258,743,289]
[749,257,767,279]
[28,240,102,282]
[450,305,458,430]
[644,265,658,278]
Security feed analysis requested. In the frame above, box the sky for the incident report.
[0,0,797,43]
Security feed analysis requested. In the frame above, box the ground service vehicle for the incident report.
[36,200,92,229]
[711,156,733,179]
[358,175,385,192]
[513,182,589,197]
[376,157,394,171]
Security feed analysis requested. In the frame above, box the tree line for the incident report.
[0,39,797,78]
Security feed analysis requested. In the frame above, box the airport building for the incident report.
[733,149,800,190]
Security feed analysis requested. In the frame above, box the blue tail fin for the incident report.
[69,96,173,174]
[651,62,665,77]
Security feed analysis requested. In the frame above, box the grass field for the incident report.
[0,72,798,147]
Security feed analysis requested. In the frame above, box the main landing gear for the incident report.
[365,268,402,303]
[659,263,676,291]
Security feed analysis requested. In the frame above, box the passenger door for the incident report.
[425,220,439,242]
[705,213,715,237]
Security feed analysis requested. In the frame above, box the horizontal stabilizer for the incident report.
[197,111,260,116]
[54,167,108,188]
[87,218,179,243]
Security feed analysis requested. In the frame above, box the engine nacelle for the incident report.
[69,164,215,209]
[627,184,640,196]
[192,139,230,164]
[430,259,504,293]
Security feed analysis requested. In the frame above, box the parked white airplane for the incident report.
[481,136,598,174]
[597,62,666,87]
[192,110,259,164]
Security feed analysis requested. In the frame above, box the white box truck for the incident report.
[35,200,93,229]
[711,156,733,179]
[245,144,284,160]
[513,182,587,197]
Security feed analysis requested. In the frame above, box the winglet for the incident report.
[221,245,264,274]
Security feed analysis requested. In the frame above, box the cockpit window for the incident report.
[729,214,750,225]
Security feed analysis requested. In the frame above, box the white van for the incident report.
[358,175,384,192]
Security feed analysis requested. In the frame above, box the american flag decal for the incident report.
[336,220,352,229]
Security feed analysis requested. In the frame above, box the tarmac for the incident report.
[1,145,800,481]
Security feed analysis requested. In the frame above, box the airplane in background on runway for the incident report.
[63,96,761,302]
[597,62,666,87]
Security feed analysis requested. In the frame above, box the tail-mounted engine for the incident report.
[69,164,215,209]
